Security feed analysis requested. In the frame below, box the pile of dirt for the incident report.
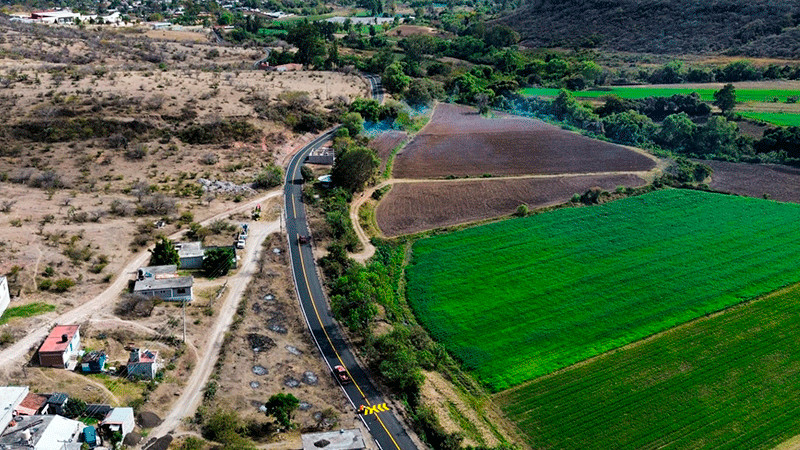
[143,435,172,450]
[137,411,162,428]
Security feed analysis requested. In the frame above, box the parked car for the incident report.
[236,239,245,249]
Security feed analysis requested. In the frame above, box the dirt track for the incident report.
[393,104,656,179]
[0,191,282,377]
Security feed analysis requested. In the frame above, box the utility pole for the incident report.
[182,299,186,343]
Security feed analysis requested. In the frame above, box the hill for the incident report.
[501,0,800,57]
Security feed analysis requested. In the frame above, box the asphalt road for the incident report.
[284,128,417,449]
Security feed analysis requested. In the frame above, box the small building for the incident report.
[273,63,303,72]
[0,276,9,319]
[80,351,107,373]
[307,147,335,165]
[175,241,204,269]
[127,348,161,380]
[134,266,193,302]
[38,325,81,369]
[16,392,49,416]
[31,9,81,23]
[0,386,29,431]
[301,429,367,450]
[100,407,135,439]
[45,393,68,416]
[0,414,84,450]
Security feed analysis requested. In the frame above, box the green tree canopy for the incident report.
[253,163,283,189]
[713,83,737,114]
[657,112,697,152]
[150,236,180,267]
[264,393,300,429]
[382,61,411,94]
[203,247,234,278]
[341,112,364,137]
[331,145,379,193]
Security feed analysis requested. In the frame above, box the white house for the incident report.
[100,407,135,439]
[0,276,9,319]
[134,266,193,302]
[0,386,30,432]
[0,414,84,449]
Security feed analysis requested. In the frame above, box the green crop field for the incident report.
[738,111,800,127]
[497,284,800,449]
[0,302,55,325]
[406,190,800,391]
[520,86,800,103]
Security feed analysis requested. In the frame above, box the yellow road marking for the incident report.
[361,403,390,415]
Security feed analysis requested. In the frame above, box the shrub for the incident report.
[52,278,76,293]
[253,164,283,189]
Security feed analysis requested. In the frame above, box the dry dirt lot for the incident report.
[392,103,656,178]
[702,160,800,203]
[206,233,361,446]
[375,174,646,236]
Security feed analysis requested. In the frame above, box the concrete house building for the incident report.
[306,147,335,165]
[44,393,68,416]
[0,386,30,431]
[127,348,161,379]
[38,325,81,369]
[175,242,204,269]
[80,351,107,373]
[16,392,49,416]
[0,276,9,319]
[133,266,193,302]
[100,407,135,439]
[0,414,84,449]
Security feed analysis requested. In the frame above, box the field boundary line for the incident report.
[494,280,800,401]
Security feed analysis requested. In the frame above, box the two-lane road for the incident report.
[284,129,417,450]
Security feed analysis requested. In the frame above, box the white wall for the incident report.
[0,277,9,319]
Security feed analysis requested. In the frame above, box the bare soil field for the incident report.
[392,104,655,179]
[375,174,646,236]
[387,25,441,37]
[368,131,408,173]
[703,160,800,203]
[207,233,360,446]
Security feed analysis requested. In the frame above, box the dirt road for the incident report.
[146,218,280,442]
[0,191,282,377]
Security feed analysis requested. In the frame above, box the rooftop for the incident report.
[102,407,134,425]
[175,242,204,259]
[0,414,83,450]
[129,349,158,364]
[46,393,68,406]
[81,351,106,363]
[18,393,47,413]
[138,265,178,276]
[39,325,79,354]
[301,429,366,450]
[134,276,193,292]
[0,386,29,431]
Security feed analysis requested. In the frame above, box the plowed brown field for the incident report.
[703,160,800,203]
[375,174,646,236]
[369,130,408,173]
[392,104,656,178]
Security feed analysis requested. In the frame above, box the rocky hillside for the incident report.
[501,0,800,57]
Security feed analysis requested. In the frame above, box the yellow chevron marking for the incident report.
[360,403,390,415]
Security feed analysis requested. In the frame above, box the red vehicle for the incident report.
[298,235,311,245]
[333,365,351,384]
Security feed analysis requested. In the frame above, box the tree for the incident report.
[404,79,443,106]
[693,115,741,157]
[341,112,364,137]
[331,145,379,192]
[203,247,234,277]
[264,393,299,429]
[253,164,283,189]
[287,21,326,66]
[382,61,410,94]
[601,111,657,145]
[150,236,180,267]
[63,398,87,419]
[658,113,696,150]
[713,83,736,114]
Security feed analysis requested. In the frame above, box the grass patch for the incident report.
[0,302,56,325]
[497,283,800,449]
[521,86,800,103]
[446,401,484,446]
[383,140,409,179]
[407,189,800,391]
[738,111,800,127]
[358,201,381,238]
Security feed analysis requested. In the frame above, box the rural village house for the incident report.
[134,265,193,302]
[37,325,81,369]
[15,392,48,416]
[44,393,69,416]
[80,351,107,373]
[99,407,135,439]
[127,348,161,379]
[175,241,204,269]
